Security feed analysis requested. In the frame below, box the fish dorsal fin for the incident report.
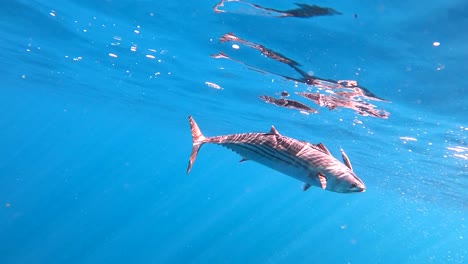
[317,173,327,190]
[269,126,280,135]
[315,143,331,156]
[302,183,311,191]
[340,148,353,171]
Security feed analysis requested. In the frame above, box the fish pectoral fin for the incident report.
[340,148,353,171]
[302,183,311,191]
[317,173,327,190]
[239,157,248,163]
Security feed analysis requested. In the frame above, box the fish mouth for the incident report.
[352,185,366,193]
[350,182,366,193]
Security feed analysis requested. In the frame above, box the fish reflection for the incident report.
[296,92,389,118]
[213,0,341,18]
[259,95,317,114]
[213,33,389,118]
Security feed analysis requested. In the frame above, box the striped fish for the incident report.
[186,116,366,193]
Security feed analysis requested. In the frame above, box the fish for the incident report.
[186,116,366,193]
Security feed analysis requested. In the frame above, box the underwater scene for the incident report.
[0,0,467,263]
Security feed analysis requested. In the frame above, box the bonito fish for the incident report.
[186,116,366,193]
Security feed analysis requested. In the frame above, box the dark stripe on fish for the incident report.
[230,143,299,167]
[222,140,311,172]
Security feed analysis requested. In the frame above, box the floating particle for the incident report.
[353,119,363,124]
[446,147,460,152]
[433,41,440,47]
[205,81,222,90]
[453,154,468,160]
[399,136,417,142]
[5,203,10,208]
[447,146,468,152]
[108,53,118,58]
[280,91,289,97]
[146,54,155,59]
[134,30,140,34]
[130,45,137,52]
[50,10,56,17]
[232,44,240,49]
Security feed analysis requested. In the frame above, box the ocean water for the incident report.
[1,0,467,263]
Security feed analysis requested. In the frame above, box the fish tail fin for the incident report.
[187,116,206,174]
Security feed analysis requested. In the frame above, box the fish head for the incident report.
[324,169,366,193]
[347,174,366,193]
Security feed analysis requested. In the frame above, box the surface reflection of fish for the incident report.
[215,33,390,118]
[259,95,317,114]
[276,3,342,18]
[297,92,389,118]
[187,116,366,193]
[214,1,341,18]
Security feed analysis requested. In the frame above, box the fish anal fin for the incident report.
[315,143,331,156]
[302,183,311,191]
[317,172,327,190]
[340,148,353,171]
[269,126,280,135]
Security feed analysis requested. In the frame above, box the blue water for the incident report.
[1,0,467,263]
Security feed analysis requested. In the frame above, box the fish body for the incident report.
[187,116,365,193]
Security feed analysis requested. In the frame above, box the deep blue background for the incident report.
[0,0,467,263]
